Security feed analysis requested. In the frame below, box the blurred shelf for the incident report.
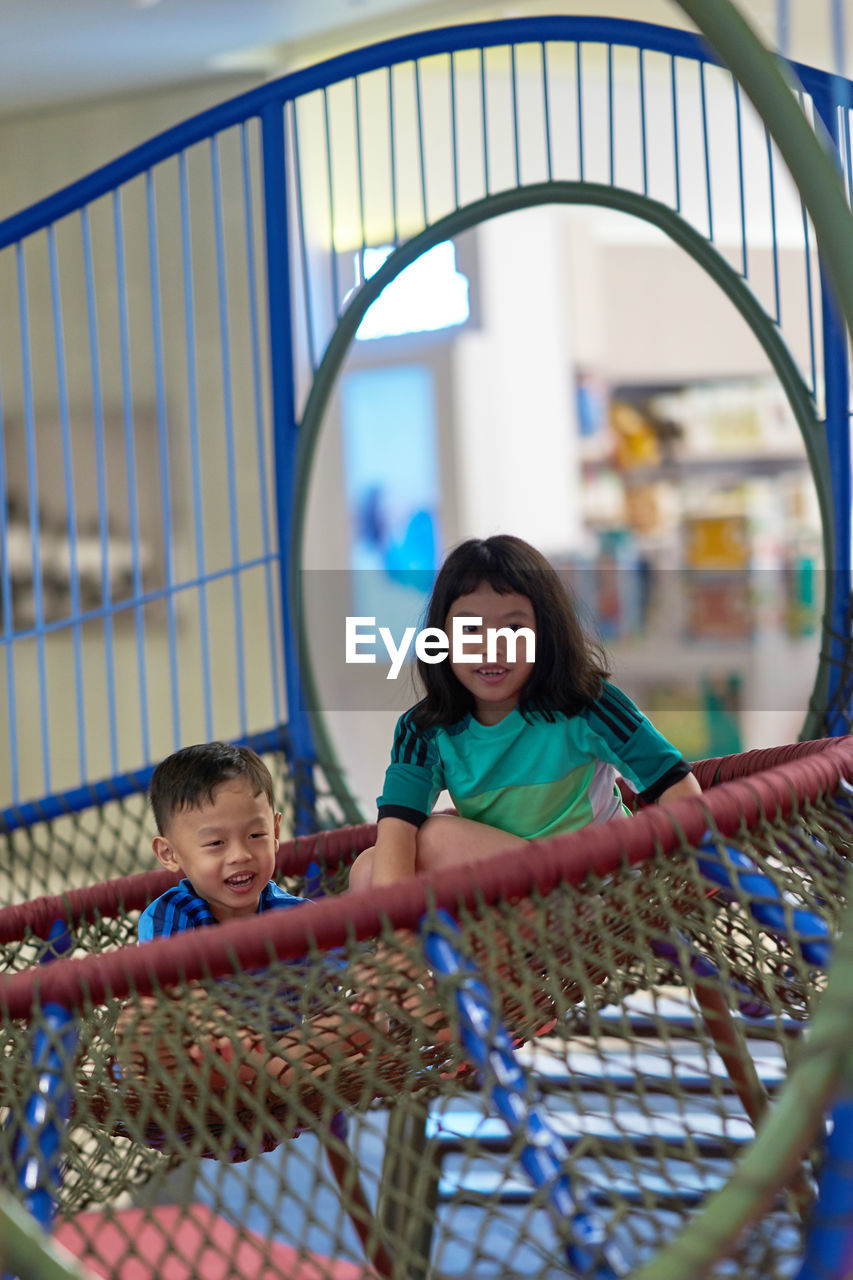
[582,454,809,484]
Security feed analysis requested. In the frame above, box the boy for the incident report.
[136,740,428,1040]
[139,741,307,941]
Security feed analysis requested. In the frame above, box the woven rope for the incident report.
[0,738,851,1278]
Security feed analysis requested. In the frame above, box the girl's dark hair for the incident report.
[149,742,276,835]
[412,534,610,728]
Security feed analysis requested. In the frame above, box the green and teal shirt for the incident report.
[377,683,691,838]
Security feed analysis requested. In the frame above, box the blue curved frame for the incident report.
[0,14,850,814]
[0,18,849,254]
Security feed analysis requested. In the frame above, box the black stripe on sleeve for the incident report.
[391,711,412,763]
[588,686,644,745]
[394,708,430,769]
[587,701,629,743]
[377,804,429,828]
[599,685,643,733]
[639,760,693,804]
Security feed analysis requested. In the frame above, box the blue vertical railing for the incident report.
[17,241,51,798]
[177,149,215,742]
[81,205,121,776]
[241,123,285,728]
[145,169,182,752]
[48,227,87,784]
[811,78,852,735]
[261,100,317,833]
[112,188,152,770]
[9,922,78,1237]
[423,910,629,1278]
[0,15,850,813]
[210,135,249,739]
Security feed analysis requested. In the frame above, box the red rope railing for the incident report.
[0,823,377,945]
[0,740,850,1019]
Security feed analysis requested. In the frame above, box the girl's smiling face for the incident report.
[446,582,537,724]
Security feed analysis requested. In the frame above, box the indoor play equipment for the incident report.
[3,4,853,1278]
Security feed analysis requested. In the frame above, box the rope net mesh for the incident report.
[0,750,350,908]
[1,739,852,1279]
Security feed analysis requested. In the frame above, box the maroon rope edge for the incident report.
[2,738,851,1019]
[0,823,378,946]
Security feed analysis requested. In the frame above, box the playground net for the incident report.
[1,737,852,1279]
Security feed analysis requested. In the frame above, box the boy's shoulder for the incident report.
[138,879,214,941]
[258,881,309,912]
[138,879,308,942]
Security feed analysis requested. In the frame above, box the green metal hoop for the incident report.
[291,183,836,816]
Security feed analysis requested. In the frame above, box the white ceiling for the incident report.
[0,0,849,119]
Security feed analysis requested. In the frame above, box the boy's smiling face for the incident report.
[152,777,281,922]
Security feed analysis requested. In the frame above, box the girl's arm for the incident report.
[370,816,419,888]
[656,771,702,805]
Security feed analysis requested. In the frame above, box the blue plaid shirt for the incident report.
[138,878,308,941]
[137,879,335,1033]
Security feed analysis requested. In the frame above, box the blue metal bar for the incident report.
[510,43,521,188]
[414,59,429,224]
[112,190,151,764]
[0,360,19,804]
[843,106,853,206]
[17,242,52,797]
[775,0,791,56]
[388,66,399,245]
[210,133,248,737]
[696,840,832,967]
[811,82,852,733]
[11,921,78,1233]
[480,47,490,194]
[450,52,461,207]
[670,55,682,212]
[541,42,554,184]
[607,43,615,187]
[0,724,291,835]
[794,1090,853,1280]
[260,100,317,834]
[289,101,319,373]
[241,121,283,727]
[576,42,585,181]
[800,175,818,399]
[322,88,341,319]
[734,79,748,278]
[80,207,119,776]
[0,15,849,255]
[831,0,846,77]
[638,48,649,196]
[423,911,629,1278]
[765,127,782,324]
[0,551,278,648]
[145,169,182,750]
[353,76,367,255]
[178,150,214,741]
[699,61,714,241]
[48,226,87,783]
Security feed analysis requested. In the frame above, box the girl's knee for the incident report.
[416,815,458,864]
[348,845,375,892]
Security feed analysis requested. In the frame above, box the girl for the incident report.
[348,535,701,891]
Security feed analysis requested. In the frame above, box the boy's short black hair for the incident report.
[149,742,276,835]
